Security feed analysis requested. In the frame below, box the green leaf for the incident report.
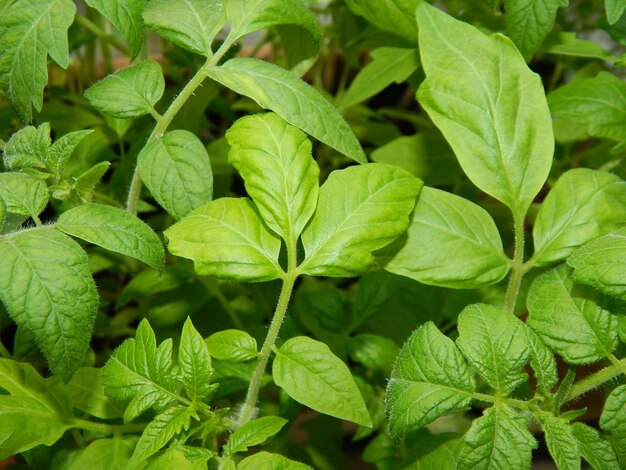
[129,405,197,469]
[540,413,580,470]
[72,161,111,203]
[544,32,619,62]
[224,0,321,43]
[85,0,145,57]
[223,416,287,455]
[382,187,510,289]
[164,198,282,282]
[456,304,530,396]
[225,113,319,240]
[103,319,181,422]
[56,203,164,269]
[138,130,213,220]
[340,47,419,110]
[0,359,74,459]
[524,325,558,396]
[143,0,225,56]
[571,422,620,470]
[527,265,619,364]
[144,448,196,470]
[458,404,536,470]
[0,197,6,231]
[85,60,165,118]
[532,168,626,265]
[348,334,399,375]
[206,58,366,164]
[179,317,213,401]
[2,123,51,172]
[47,129,93,178]
[300,164,422,277]
[0,172,48,218]
[67,367,124,419]
[606,0,626,24]
[0,229,98,380]
[504,0,568,61]
[416,3,553,215]
[0,0,75,121]
[273,336,371,426]
[344,0,419,42]
[386,322,475,439]
[68,437,138,470]
[600,384,626,431]
[205,329,258,361]
[237,451,312,470]
[568,227,626,301]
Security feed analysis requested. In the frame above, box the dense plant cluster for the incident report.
[0,0,625,468]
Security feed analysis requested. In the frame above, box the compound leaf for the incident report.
[85,0,145,57]
[223,416,287,455]
[0,228,98,380]
[540,414,580,470]
[571,422,620,470]
[0,172,48,218]
[179,317,213,401]
[344,0,419,42]
[205,329,258,362]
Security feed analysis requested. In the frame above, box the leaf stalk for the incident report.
[565,357,626,403]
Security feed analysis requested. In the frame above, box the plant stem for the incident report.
[472,392,531,411]
[504,211,527,313]
[565,357,626,403]
[75,14,130,57]
[71,418,147,434]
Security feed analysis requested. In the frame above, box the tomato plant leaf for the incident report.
[571,422,620,470]
[223,416,287,455]
[539,413,580,470]
[225,113,319,241]
[138,130,213,220]
[72,161,111,203]
[344,0,419,42]
[532,168,626,265]
[66,367,124,420]
[386,322,475,439]
[382,187,510,288]
[347,334,399,376]
[85,60,165,119]
[606,0,626,24]
[300,164,422,277]
[0,172,48,219]
[205,329,258,362]
[56,203,165,270]
[85,0,145,57]
[68,437,138,470]
[47,129,94,179]
[237,451,312,470]
[164,198,283,282]
[272,336,371,427]
[179,317,214,401]
[206,58,366,164]
[0,0,75,121]
[600,385,626,431]
[2,123,51,172]
[0,228,98,380]
[524,325,558,396]
[416,2,553,216]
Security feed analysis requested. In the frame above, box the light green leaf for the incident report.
[225,113,319,240]
[600,385,626,431]
[85,60,165,118]
[223,416,287,455]
[0,0,75,121]
[386,322,475,439]
[67,367,124,419]
[164,198,282,282]
[524,325,558,396]
[144,448,196,470]
[206,58,366,164]
[383,187,509,289]
[2,123,51,171]
[340,47,419,109]
[205,329,258,361]
[527,265,619,364]
[416,3,553,215]
[568,227,626,301]
[458,404,537,470]
[103,319,181,422]
[540,413,580,470]
[348,334,399,375]
[545,32,619,62]
[72,161,111,203]
[0,198,6,230]
[504,0,568,61]
[606,0,626,24]
[0,229,98,380]
[0,172,48,218]
[238,451,312,470]
[179,317,213,401]
[68,437,138,470]
[456,304,530,396]
[532,168,626,265]
[56,203,164,269]
[0,359,74,458]
[273,336,371,426]
[225,0,320,43]
[571,422,620,470]
[143,0,225,56]
[129,405,197,469]
[47,129,93,178]
[85,0,145,57]
[344,0,419,42]
[300,164,422,277]
[138,130,213,220]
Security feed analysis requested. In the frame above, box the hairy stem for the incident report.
[565,357,626,403]
[472,392,531,411]
[71,418,147,434]
[504,211,527,313]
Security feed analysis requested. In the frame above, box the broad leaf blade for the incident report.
[138,130,213,220]
[540,414,580,470]
[164,198,282,282]
[571,422,620,470]
[224,416,287,455]
[205,329,258,361]
[532,168,626,265]
[600,384,626,431]
[56,203,164,269]
[206,58,366,164]
[67,367,124,420]
[238,451,311,470]
[345,0,419,42]
[0,172,48,218]
[383,187,510,289]
[300,164,422,277]
[226,113,319,240]
[606,0,626,24]
[68,437,138,470]
[0,0,75,121]
[416,3,553,215]
[0,229,98,380]
[273,336,371,426]
[524,325,558,396]
[386,322,475,439]
[179,317,213,401]
[85,0,145,57]
[47,129,93,178]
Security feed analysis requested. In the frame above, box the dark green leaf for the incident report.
[223,416,287,455]
[85,0,145,57]
[348,334,398,375]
